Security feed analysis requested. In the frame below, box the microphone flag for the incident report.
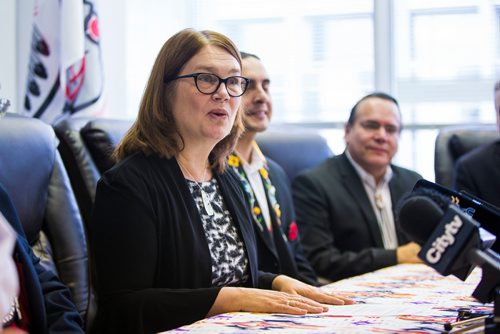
[418,203,480,279]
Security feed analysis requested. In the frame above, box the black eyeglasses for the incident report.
[166,72,250,97]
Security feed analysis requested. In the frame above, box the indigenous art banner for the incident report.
[23,0,105,123]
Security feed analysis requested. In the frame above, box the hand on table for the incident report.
[208,284,340,317]
[272,275,355,306]
[208,275,354,317]
[397,242,423,264]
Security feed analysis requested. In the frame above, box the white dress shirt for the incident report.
[346,151,398,249]
[237,148,272,231]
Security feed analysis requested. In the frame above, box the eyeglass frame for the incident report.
[165,72,250,97]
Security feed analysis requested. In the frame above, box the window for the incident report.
[393,0,500,178]
[124,0,500,180]
[199,0,375,123]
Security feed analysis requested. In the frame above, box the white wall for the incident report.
[99,0,127,118]
[123,0,195,118]
[0,0,17,111]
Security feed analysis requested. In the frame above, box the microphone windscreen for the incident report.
[397,195,444,245]
[413,179,500,253]
[410,186,452,211]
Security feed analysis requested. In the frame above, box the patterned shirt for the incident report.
[186,178,249,286]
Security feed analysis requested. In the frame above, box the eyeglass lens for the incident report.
[196,73,247,97]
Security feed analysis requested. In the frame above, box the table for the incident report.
[163,264,493,333]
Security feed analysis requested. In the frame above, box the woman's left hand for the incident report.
[272,275,355,306]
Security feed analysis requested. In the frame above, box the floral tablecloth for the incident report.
[163,264,493,333]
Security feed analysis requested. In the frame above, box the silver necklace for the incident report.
[178,160,214,216]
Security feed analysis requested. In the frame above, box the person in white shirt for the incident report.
[228,52,318,286]
[292,92,423,282]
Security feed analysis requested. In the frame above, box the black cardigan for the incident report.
[89,152,276,334]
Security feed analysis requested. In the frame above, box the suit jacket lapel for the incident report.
[338,153,385,247]
[389,168,410,244]
[253,207,278,257]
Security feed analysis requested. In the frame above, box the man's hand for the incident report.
[396,242,422,263]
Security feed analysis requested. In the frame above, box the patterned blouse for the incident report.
[186,178,249,286]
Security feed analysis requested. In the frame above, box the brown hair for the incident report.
[113,28,244,172]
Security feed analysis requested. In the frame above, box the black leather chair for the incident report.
[53,117,133,224]
[434,124,499,187]
[78,120,334,182]
[0,113,92,328]
[52,117,100,227]
[79,118,135,174]
[54,117,333,224]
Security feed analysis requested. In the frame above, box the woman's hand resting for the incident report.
[208,286,325,316]
[272,275,354,306]
[207,275,354,317]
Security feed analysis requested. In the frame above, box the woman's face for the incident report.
[171,45,241,148]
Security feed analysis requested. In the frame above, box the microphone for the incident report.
[397,189,500,303]
[413,179,500,253]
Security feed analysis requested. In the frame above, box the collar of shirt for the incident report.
[345,150,398,249]
[235,142,267,172]
[345,149,393,191]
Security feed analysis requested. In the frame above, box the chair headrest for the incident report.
[81,118,134,173]
[256,128,333,181]
[0,113,57,243]
[434,124,499,187]
[448,127,499,160]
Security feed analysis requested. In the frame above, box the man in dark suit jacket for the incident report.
[228,52,318,286]
[0,182,84,333]
[292,92,422,282]
[453,80,500,208]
